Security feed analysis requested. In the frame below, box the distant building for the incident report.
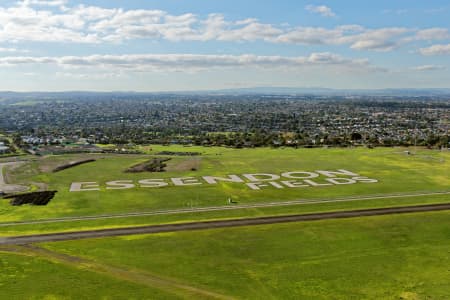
[0,142,10,154]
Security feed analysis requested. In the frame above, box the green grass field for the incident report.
[1,146,449,236]
[2,147,450,221]
[0,250,179,300]
[1,211,445,299]
[1,147,449,299]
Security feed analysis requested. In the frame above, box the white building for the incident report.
[0,142,10,154]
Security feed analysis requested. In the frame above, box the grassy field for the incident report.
[30,211,449,299]
[0,146,449,238]
[1,146,449,299]
[0,250,178,300]
[1,146,449,224]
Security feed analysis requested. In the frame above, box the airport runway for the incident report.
[1,202,449,245]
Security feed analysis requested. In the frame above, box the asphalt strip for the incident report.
[1,202,449,245]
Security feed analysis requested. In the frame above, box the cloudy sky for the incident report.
[1,0,450,91]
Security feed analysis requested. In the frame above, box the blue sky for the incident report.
[0,0,449,91]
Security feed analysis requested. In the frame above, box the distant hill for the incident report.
[0,87,449,104]
[208,87,450,96]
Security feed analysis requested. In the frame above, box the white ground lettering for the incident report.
[106,180,135,190]
[70,182,100,192]
[69,170,379,192]
[352,176,379,183]
[325,178,356,185]
[281,171,319,179]
[316,169,359,178]
[247,181,288,190]
[171,177,202,186]
[269,181,284,189]
[246,182,272,190]
[139,179,169,188]
[202,175,244,184]
[243,173,280,182]
[281,180,309,188]
[303,179,333,187]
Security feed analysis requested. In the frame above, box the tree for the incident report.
[351,132,362,141]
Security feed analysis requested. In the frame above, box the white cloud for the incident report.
[305,5,336,17]
[276,27,345,45]
[411,65,446,71]
[414,28,449,40]
[55,71,125,79]
[275,26,410,51]
[425,7,448,14]
[0,47,28,53]
[20,0,68,7]
[0,2,447,53]
[419,43,450,55]
[382,9,408,15]
[218,21,283,42]
[0,53,379,73]
[348,28,411,51]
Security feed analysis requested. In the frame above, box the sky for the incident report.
[0,0,449,91]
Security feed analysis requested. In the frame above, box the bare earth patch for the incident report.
[125,158,171,173]
[38,155,100,173]
[52,159,96,173]
[166,157,202,172]
[0,162,29,194]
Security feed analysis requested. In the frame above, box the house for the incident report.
[0,142,10,154]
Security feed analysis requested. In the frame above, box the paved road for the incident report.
[1,190,449,227]
[1,203,449,245]
[0,162,27,194]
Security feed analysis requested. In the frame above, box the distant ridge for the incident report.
[209,87,450,96]
[1,87,450,101]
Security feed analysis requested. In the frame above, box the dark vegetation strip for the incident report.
[156,151,201,156]
[52,159,96,172]
[2,191,57,206]
[1,203,449,245]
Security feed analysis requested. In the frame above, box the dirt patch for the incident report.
[166,157,201,172]
[125,158,171,173]
[0,162,29,194]
[31,182,49,191]
[156,151,201,156]
[52,159,96,173]
[36,154,115,173]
